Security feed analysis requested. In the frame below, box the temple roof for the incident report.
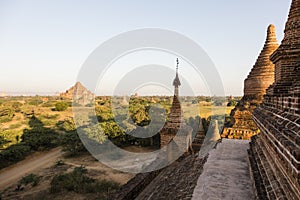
[243,24,279,97]
[271,0,300,62]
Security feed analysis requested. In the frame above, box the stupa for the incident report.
[222,25,279,140]
[248,0,300,199]
[192,118,205,152]
[159,58,187,147]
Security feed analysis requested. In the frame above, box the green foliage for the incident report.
[0,116,60,169]
[41,101,56,107]
[2,101,23,112]
[50,166,120,195]
[0,129,22,148]
[20,174,41,187]
[9,117,57,153]
[22,127,59,151]
[60,131,86,155]
[57,118,76,132]
[28,99,43,106]
[0,144,31,168]
[54,101,69,111]
[83,124,108,144]
[95,106,114,122]
[0,107,14,123]
[0,135,9,148]
[227,100,238,107]
[128,98,151,126]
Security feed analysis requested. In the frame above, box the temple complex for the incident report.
[248,0,300,199]
[60,82,94,106]
[222,24,279,140]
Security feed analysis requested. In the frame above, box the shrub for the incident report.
[20,174,41,187]
[60,131,86,155]
[57,118,76,132]
[0,107,14,123]
[0,144,31,169]
[50,166,120,196]
[54,160,65,167]
[0,135,9,148]
[22,128,59,151]
[28,99,43,106]
[54,102,68,111]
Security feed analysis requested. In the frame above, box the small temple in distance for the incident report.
[222,24,279,140]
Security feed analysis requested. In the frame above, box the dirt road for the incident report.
[0,147,63,190]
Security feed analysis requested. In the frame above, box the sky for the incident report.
[0,0,292,96]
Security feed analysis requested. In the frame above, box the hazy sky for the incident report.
[0,0,291,96]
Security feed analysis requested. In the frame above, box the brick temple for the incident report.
[60,81,94,106]
[248,0,300,199]
[159,58,191,148]
[222,24,279,140]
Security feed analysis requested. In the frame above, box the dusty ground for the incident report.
[0,148,134,200]
[0,147,63,189]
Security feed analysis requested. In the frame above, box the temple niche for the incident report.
[248,0,300,199]
[222,24,279,140]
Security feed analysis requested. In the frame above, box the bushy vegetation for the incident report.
[0,144,31,168]
[20,174,41,187]
[0,115,60,169]
[54,101,69,111]
[0,95,236,169]
[57,118,76,132]
[0,135,10,149]
[0,107,14,123]
[60,131,87,155]
[50,166,120,197]
[227,99,238,107]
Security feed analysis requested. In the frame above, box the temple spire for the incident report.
[173,58,181,97]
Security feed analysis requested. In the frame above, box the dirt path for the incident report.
[0,147,63,190]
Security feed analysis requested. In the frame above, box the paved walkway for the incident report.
[192,139,254,200]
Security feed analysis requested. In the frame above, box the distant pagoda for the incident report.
[222,24,279,140]
[60,82,94,106]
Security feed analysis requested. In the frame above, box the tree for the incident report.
[60,131,86,155]
[54,102,69,111]
[0,136,9,148]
